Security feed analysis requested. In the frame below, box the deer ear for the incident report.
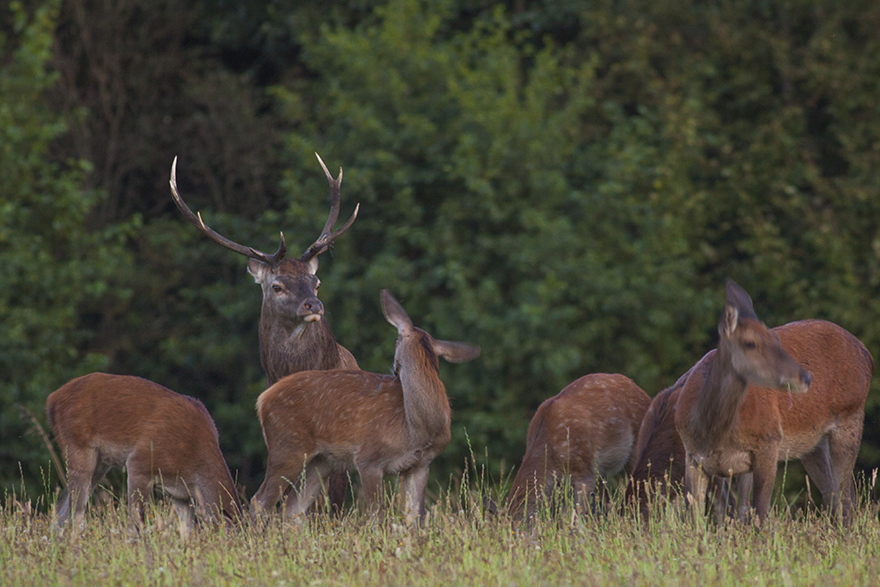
[380,290,413,332]
[725,279,758,320]
[307,256,320,276]
[720,304,739,339]
[247,258,271,284]
[432,340,481,364]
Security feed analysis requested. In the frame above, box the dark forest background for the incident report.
[3,0,880,502]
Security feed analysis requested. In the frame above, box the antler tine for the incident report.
[170,157,286,266]
[300,154,359,262]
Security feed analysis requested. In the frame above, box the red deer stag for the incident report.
[507,374,651,521]
[170,154,358,511]
[47,373,242,536]
[675,280,872,524]
[169,154,359,382]
[251,290,480,524]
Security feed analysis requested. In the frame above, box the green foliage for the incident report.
[0,0,133,495]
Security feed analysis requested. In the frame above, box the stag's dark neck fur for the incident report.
[688,344,749,451]
[259,315,341,386]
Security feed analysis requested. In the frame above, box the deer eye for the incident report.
[315,281,321,291]
[272,284,283,293]
[743,340,757,349]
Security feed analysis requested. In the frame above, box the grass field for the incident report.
[2,470,879,587]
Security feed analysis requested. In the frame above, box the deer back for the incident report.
[47,373,241,518]
[507,373,650,518]
[676,319,872,458]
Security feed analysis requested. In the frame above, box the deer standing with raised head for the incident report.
[675,280,872,524]
[251,290,480,524]
[170,154,358,509]
[47,373,243,537]
[507,373,651,521]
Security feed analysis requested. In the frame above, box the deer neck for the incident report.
[259,311,341,385]
[396,340,451,447]
[689,345,748,451]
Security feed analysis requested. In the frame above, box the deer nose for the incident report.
[800,368,812,389]
[298,298,324,318]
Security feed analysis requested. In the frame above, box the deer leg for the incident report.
[750,446,778,524]
[684,456,710,522]
[800,436,836,511]
[56,448,101,530]
[826,417,863,521]
[284,459,333,519]
[401,465,430,525]
[355,463,385,515]
[733,473,753,521]
[252,454,305,520]
[126,469,153,533]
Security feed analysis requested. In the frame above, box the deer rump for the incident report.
[507,373,651,521]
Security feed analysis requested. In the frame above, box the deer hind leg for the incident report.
[55,447,103,530]
[126,467,154,533]
[401,464,431,525]
[284,458,333,520]
[823,417,863,521]
[800,436,837,513]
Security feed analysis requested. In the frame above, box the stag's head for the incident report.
[719,280,811,394]
[170,154,358,325]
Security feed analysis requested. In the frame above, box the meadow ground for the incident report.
[2,471,879,587]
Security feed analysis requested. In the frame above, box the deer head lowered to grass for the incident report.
[506,373,651,521]
[251,290,480,525]
[674,280,872,524]
[47,373,243,537]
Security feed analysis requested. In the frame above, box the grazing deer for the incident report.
[251,290,480,524]
[507,373,651,521]
[47,373,242,536]
[170,154,359,511]
[675,280,872,524]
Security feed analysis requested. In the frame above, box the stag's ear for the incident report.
[381,290,413,332]
[307,256,320,276]
[720,304,739,339]
[247,258,271,284]
[432,340,481,364]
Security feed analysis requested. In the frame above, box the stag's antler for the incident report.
[170,157,287,266]
[170,154,358,267]
[299,153,359,263]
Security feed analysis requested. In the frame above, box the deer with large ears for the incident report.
[507,373,651,522]
[251,290,480,524]
[674,280,872,524]
[47,373,243,537]
[170,154,358,511]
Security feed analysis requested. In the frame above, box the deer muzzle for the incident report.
[297,298,324,322]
